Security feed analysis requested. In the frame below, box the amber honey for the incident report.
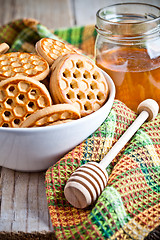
[96,47,160,112]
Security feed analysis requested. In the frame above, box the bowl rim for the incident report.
[0,69,115,133]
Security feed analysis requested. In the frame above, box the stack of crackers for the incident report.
[0,38,109,128]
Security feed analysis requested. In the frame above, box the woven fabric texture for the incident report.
[46,100,160,240]
[0,19,159,240]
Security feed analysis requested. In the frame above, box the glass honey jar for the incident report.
[95,3,160,112]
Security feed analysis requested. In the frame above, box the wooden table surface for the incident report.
[0,0,159,239]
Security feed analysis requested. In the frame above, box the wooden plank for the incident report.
[0,0,74,29]
[0,0,159,29]
[0,168,15,232]
[0,168,54,235]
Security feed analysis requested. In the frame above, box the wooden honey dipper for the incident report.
[64,99,159,209]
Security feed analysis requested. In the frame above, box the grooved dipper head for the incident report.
[64,162,108,208]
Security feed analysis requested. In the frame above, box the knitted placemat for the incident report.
[46,100,160,240]
[0,18,159,240]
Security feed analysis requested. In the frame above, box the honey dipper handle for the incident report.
[100,99,159,168]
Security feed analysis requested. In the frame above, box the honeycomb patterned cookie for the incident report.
[35,38,77,66]
[0,52,49,81]
[0,76,52,128]
[20,104,80,128]
[49,54,109,117]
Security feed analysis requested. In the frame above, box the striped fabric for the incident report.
[46,100,160,240]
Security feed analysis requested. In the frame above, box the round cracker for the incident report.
[20,103,80,128]
[0,52,49,81]
[35,38,77,66]
[0,75,52,128]
[49,53,109,117]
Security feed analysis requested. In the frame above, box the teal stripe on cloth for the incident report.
[71,186,131,239]
[102,187,131,226]
[88,187,131,238]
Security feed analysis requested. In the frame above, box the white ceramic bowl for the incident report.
[0,70,115,172]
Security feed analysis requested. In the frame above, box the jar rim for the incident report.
[96,2,160,25]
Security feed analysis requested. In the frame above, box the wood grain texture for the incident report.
[0,0,74,29]
[0,168,54,236]
[0,0,159,27]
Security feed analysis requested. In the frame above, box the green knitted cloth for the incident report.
[0,18,96,56]
[46,100,160,240]
[0,19,159,240]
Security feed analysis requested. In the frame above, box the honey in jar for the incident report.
[95,3,160,112]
